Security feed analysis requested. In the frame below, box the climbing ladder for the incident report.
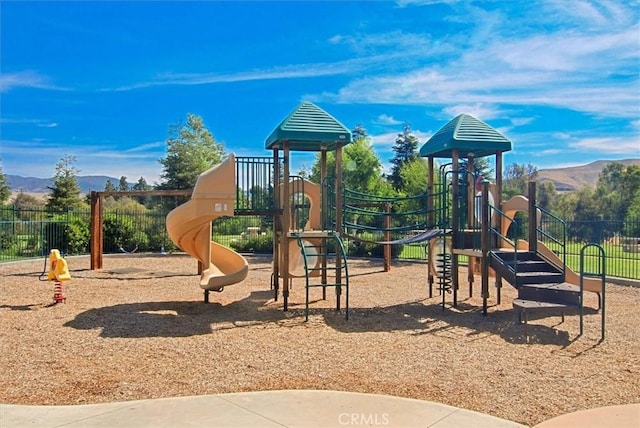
[292,230,349,321]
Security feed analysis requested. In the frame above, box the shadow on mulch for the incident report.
[320,297,599,346]
[63,290,284,338]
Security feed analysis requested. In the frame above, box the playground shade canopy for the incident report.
[419,114,512,158]
[265,101,352,151]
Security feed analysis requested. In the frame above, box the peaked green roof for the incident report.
[265,101,352,151]
[419,114,512,158]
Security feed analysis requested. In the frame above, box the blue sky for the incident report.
[1,0,639,185]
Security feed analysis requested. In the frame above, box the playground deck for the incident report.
[1,254,638,427]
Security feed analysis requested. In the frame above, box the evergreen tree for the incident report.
[389,123,419,190]
[132,177,151,191]
[118,176,129,192]
[0,162,10,205]
[131,177,152,191]
[104,180,117,192]
[45,155,84,212]
[158,113,225,190]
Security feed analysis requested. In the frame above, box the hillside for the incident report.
[6,158,639,196]
[537,159,640,191]
[7,175,119,194]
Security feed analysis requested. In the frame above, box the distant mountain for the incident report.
[537,159,640,192]
[7,158,640,195]
[7,175,119,194]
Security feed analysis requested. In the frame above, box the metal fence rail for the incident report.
[1,205,638,281]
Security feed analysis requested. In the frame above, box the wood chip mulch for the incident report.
[1,253,638,426]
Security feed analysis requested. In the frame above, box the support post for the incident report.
[90,191,103,270]
[481,180,490,315]
[495,151,504,303]
[272,149,280,301]
[335,142,344,310]
[321,149,328,300]
[528,181,537,253]
[451,149,459,307]
[282,143,291,311]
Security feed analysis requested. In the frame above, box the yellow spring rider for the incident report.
[47,249,71,304]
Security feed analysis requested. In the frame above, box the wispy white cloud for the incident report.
[1,139,165,181]
[0,71,68,93]
[375,114,403,126]
[569,137,640,155]
[107,60,368,91]
[318,28,638,119]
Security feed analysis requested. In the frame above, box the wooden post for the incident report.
[481,180,490,315]
[321,149,328,299]
[495,151,503,304]
[451,149,459,307]
[282,143,291,311]
[90,191,103,270]
[335,142,343,310]
[467,156,475,295]
[528,181,537,253]
[272,149,280,301]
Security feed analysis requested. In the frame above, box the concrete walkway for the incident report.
[2,391,637,428]
[1,390,525,428]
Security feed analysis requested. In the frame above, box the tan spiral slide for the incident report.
[166,153,248,291]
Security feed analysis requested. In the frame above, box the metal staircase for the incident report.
[292,230,349,321]
[490,249,582,338]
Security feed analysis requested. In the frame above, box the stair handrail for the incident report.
[536,206,567,280]
[579,243,606,341]
[488,204,520,284]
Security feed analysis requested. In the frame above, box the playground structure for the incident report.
[87,102,606,337]
[47,249,70,304]
[165,154,249,301]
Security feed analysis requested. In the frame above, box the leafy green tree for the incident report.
[596,162,626,220]
[158,113,225,190]
[503,162,538,200]
[624,191,640,236]
[388,123,419,190]
[536,181,557,211]
[0,162,10,205]
[104,180,116,192]
[310,132,392,195]
[46,155,85,212]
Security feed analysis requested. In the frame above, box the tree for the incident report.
[388,123,419,190]
[45,155,84,212]
[132,177,151,191]
[12,191,44,209]
[0,162,10,205]
[310,130,392,195]
[118,176,129,192]
[158,113,225,190]
[104,180,116,192]
[503,162,538,200]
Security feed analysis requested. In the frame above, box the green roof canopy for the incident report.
[419,114,512,158]
[265,101,352,151]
